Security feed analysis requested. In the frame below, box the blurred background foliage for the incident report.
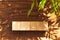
[27,0,60,16]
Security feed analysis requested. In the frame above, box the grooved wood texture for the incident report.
[0,0,47,40]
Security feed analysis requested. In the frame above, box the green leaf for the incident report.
[38,0,47,11]
[27,0,35,16]
[58,0,60,6]
[36,0,38,7]
[52,0,54,3]
[52,0,58,13]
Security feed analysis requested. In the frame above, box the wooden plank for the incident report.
[12,21,48,31]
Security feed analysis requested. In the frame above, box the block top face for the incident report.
[12,21,48,31]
